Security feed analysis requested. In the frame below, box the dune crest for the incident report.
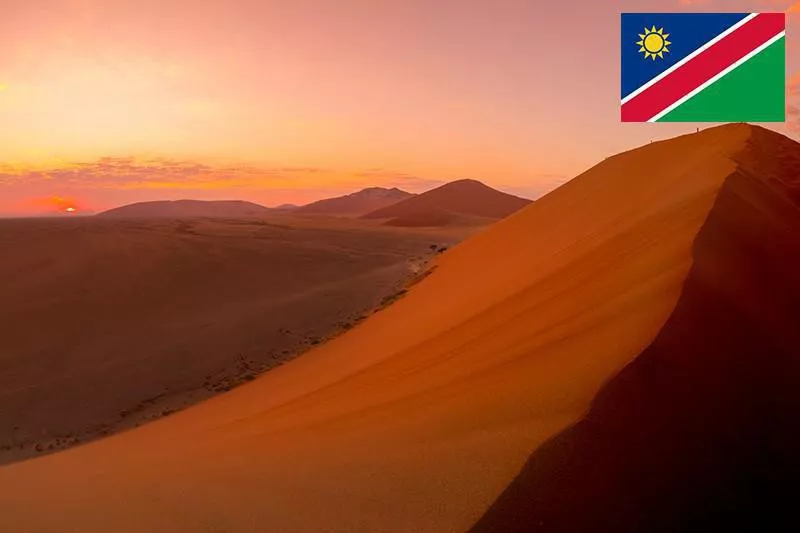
[0,124,792,533]
[471,123,800,532]
[361,178,530,226]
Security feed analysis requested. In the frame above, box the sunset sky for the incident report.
[2,0,799,215]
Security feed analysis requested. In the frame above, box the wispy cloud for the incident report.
[0,158,326,191]
[0,157,447,195]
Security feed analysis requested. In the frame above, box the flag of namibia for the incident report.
[621,13,786,122]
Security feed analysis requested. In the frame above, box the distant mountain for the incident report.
[273,204,299,211]
[97,200,272,218]
[361,179,531,226]
[295,187,414,217]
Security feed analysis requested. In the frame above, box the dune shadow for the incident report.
[469,167,800,532]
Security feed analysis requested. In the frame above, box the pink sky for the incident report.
[1,0,799,215]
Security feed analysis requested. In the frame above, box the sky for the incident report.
[1,0,800,215]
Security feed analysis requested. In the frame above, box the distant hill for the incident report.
[272,204,299,211]
[295,187,413,217]
[361,179,530,226]
[97,200,272,218]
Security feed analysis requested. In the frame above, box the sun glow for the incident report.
[36,196,83,214]
[637,26,671,60]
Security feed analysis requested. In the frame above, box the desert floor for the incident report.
[0,215,464,463]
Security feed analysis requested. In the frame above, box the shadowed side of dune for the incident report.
[470,157,800,531]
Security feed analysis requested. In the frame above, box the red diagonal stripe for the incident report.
[621,13,785,122]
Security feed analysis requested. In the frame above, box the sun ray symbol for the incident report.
[636,26,671,60]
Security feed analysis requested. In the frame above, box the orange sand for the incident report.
[0,125,762,532]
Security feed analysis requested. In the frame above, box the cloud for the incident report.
[277,167,324,174]
[0,157,330,191]
[0,158,446,195]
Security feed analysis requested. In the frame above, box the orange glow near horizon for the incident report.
[2,0,800,215]
[39,196,83,214]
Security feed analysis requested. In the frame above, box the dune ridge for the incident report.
[0,124,790,532]
[470,124,800,532]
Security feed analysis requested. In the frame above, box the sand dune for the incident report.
[470,124,800,532]
[362,178,530,226]
[0,216,449,463]
[98,199,272,218]
[295,187,413,216]
[0,124,796,532]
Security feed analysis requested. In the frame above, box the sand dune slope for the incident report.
[471,125,800,532]
[0,124,778,532]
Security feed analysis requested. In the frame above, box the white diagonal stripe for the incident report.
[621,12,758,104]
[647,31,785,122]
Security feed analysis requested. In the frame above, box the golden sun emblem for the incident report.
[637,26,671,60]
